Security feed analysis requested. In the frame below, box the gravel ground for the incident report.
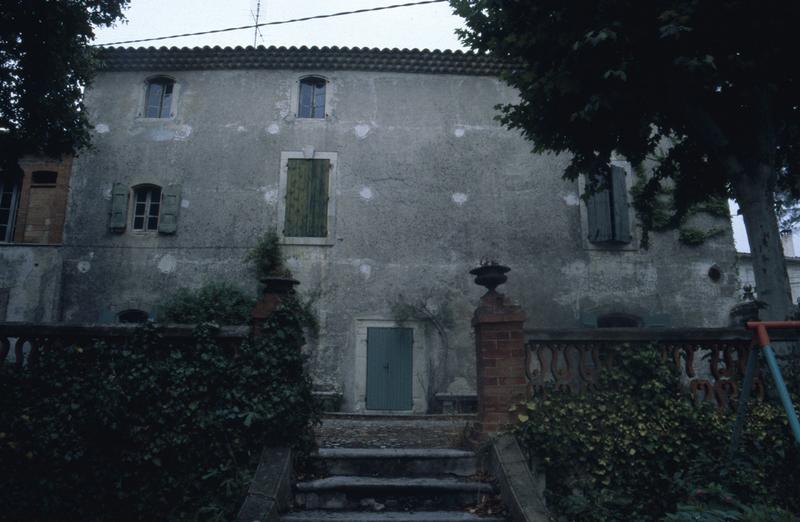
[315,414,477,449]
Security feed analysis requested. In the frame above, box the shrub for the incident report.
[245,230,290,279]
[159,282,255,325]
[515,345,800,521]
[0,294,319,521]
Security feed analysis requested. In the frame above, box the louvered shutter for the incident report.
[611,166,632,243]
[158,184,181,234]
[586,183,613,243]
[284,159,329,237]
[109,182,128,232]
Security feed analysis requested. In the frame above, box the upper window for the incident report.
[132,185,162,231]
[0,178,20,242]
[298,77,326,118]
[118,309,149,323]
[144,77,174,118]
[586,165,632,244]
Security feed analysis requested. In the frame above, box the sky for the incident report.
[93,0,466,50]
[92,0,764,254]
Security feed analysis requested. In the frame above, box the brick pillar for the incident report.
[473,290,528,439]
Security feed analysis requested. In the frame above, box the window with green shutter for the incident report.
[586,165,632,244]
[284,159,330,238]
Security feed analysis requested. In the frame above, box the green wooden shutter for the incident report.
[158,184,181,234]
[610,166,632,243]
[284,159,329,237]
[366,327,413,411]
[109,182,128,233]
[586,181,613,243]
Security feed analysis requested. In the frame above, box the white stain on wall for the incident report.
[157,254,177,274]
[451,192,468,205]
[354,124,371,139]
[95,123,110,134]
[563,193,580,206]
[181,199,190,209]
[359,264,372,279]
[263,188,279,204]
[359,187,374,200]
[77,261,91,274]
[267,123,280,135]
[454,127,465,138]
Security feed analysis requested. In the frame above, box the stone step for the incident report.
[281,511,505,522]
[295,476,494,511]
[317,448,477,478]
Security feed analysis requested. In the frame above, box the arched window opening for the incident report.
[144,77,175,118]
[298,77,326,118]
[118,309,149,323]
[132,184,162,231]
[597,313,642,328]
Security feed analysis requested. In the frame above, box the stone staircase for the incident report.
[281,448,506,522]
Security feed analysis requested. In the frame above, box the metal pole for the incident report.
[762,344,800,444]
[728,344,759,459]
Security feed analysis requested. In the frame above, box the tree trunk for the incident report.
[732,165,793,321]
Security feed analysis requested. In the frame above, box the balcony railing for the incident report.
[525,327,798,410]
[0,322,250,368]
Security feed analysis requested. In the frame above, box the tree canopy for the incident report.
[451,0,800,320]
[0,0,128,174]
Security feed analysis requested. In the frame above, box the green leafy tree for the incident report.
[0,0,128,173]
[451,0,800,319]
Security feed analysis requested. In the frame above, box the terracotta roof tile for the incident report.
[96,45,517,76]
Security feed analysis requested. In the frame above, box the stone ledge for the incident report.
[236,447,292,522]
[483,434,549,522]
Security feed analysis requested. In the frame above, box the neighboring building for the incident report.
[737,234,800,304]
[0,46,741,412]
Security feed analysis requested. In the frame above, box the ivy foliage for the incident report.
[514,345,800,521]
[159,282,255,325]
[0,294,319,521]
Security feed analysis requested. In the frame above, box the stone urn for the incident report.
[260,276,300,295]
[469,263,511,293]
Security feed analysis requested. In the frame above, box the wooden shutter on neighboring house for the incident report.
[158,184,181,234]
[610,166,632,243]
[586,181,613,243]
[109,182,128,232]
[284,159,329,238]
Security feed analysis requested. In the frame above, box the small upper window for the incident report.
[132,185,162,231]
[298,77,326,118]
[31,170,58,186]
[144,77,174,118]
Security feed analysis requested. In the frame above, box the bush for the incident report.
[159,281,255,325]
[245,230,290,279]
[0,294,319,521]
[515,345,800,521]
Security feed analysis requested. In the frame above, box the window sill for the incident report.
[280,236,335,247]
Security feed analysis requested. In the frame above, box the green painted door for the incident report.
[366,327,413,410]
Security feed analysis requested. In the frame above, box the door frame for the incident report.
[353,319,428,413]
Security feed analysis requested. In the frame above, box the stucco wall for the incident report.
[0,245,63,321]
[60,68,740,410]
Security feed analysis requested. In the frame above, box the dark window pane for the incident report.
[313,84,326,118]
[0,209,8,223]
[147,217,158,230]
[149,203,160,217]
[135,202,146,216]
[1,192,10,208]
[145,82,164,117]
[150,188,161,201]
[299,81,313,117]
[133,216,144,229]
[119,309,149,323]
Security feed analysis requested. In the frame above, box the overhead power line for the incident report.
[93,0,448,47]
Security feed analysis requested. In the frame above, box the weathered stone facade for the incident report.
[1,46,741,412]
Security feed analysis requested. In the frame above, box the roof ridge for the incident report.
[95,46,519,76]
